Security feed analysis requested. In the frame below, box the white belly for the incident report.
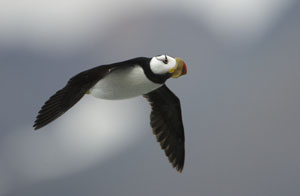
[89,65,162,100]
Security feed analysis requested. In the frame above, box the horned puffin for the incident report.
[34,55,187,172]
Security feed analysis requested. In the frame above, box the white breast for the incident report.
[89,65,162,100]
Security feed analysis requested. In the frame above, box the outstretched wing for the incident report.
[33,65,110,130]
[143,85,185,172]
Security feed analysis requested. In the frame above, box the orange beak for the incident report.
[182,61,187,75]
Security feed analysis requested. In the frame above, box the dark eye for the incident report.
[163,55,168,64]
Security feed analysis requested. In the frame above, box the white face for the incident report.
[150,55,177,75]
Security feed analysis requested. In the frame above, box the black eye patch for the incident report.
[163,55,168,64]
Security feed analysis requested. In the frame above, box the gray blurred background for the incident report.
[1,0,300,195]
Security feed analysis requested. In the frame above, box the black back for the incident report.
[124,57,171,84]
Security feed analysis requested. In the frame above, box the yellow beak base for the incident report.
[169,57,187,78]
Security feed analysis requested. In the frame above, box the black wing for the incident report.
[143,85,185,172]
[33,65,111,130]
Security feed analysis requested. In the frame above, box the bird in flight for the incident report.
[34,55,187,172]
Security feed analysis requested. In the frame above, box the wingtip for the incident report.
[33,124,40,131]
[33,120,43,130]
[175,162,184,173]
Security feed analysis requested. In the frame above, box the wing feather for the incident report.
[33,65,110,130]
[144,85,185,172]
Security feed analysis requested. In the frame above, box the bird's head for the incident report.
[150,55,187,78]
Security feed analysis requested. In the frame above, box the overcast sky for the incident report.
[1,1,300,196]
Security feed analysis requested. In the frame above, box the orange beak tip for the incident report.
[183,62,187,75]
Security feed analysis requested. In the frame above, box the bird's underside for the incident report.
[34,55,186,172]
